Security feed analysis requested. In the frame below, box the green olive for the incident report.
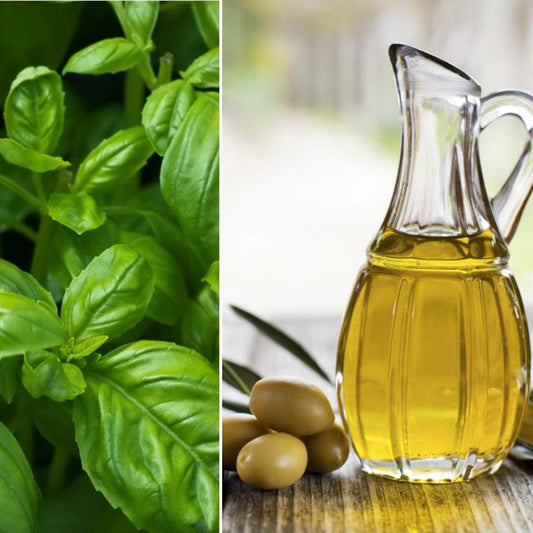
[236,433,308,490]
[222,414,271,471]
[301,423,350,473]
[249,376,335,436]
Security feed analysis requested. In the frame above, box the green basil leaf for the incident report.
[22,350,85,401]
[121,232,188,326]
[4,66,65,154]
[73,341,219,532]
[30,397,76,451]
[141,79,196,155]
[0,420,41,533]
[68,335,109,361]
[181,47,219,89]
[180,286,218,366]
[191,1,219,49]
[49,223,120,289]
[48,192,106,235]
[0,291,67,358]
[112,1,159,46]
[61,244,155,342]
[0,138,69,173]
[0,355,21,403]
[63,37,145,76]
[0,258,56,310]
[160,94,219,269]
[73,126,153,193]
[202,261,219,294]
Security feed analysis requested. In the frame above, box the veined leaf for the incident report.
[61,244,155,342]
[73,341,219,532]
[111,1,159,47]
[160,94,219,269]
[141,79,196,155]
[0,421,41,533]
[0,291,67,358]
[63,37,145,76]
[22,349,85,402]
[121,232,188,326]
[181,47,219,89]
[191,1,219,49]
[48,192,106,235]
[0,138,69,173]
[4,66,64,154]
[231,305,333,384]
[222,359,262,395]
[73,126,153,193]
[0,258,56,310]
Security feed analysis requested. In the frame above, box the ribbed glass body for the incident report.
[337,228,530,482]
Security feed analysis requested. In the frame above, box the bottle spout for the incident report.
[389,44,481,96]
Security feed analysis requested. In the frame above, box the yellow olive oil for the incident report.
[337,228,530,482]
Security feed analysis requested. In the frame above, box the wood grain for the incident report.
[223,316,533,532]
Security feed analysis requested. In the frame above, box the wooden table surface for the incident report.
[222,315,533,533]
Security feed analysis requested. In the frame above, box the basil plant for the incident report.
[0,2,219,532]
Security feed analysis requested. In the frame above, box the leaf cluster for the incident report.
[0,2,219,532]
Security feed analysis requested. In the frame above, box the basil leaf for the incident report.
[0,355,21,403]
[22,350,86,401]
[67,335,109,361]
[73,341,219,532]
[181,47,219,89]
[141,79,196,155]
[180,286,218,366]
[112,1,159,47]
[30,397,76,451]
[121,232,188,326]
[48,192,106,235]
[191,1,219,49]
[202,261,219,294]
[73,126,153,193]
[4,66,65,154]
[0,420,41,533]
[0,291,67,358]
[61,244,155,342]
[63,38,145,76]
[0,138,69,173]
[160,94,219,269]
[0,258,56,310]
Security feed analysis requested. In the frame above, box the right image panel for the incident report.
[222,0,533,530]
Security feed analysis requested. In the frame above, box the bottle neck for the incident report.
[385,90,492,237]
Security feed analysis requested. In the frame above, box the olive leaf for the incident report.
[222,400,250,414]
[222,359,262,395]
[73,341,219,533]
[63,37,146,76]
[181,47,219,89]
[73,126,153,193]
[191,1,219,50]
[230,305,333,385]
[48,192,107,235]
[0,138,69,173]
[4,66,65,154]
[141,79,196,155]
[160,93,219,269]
[0,421,41,533]
[0,291,67,358]
[61,244,155,342]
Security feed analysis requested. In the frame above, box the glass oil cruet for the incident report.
[337,44,533,483]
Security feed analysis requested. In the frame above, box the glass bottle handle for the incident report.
[481,90,533,243]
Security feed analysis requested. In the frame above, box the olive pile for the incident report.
[223,377,350,490]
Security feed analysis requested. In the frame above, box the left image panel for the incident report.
[0,2,219,532]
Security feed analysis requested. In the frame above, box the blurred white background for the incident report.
[222,0,533,322]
